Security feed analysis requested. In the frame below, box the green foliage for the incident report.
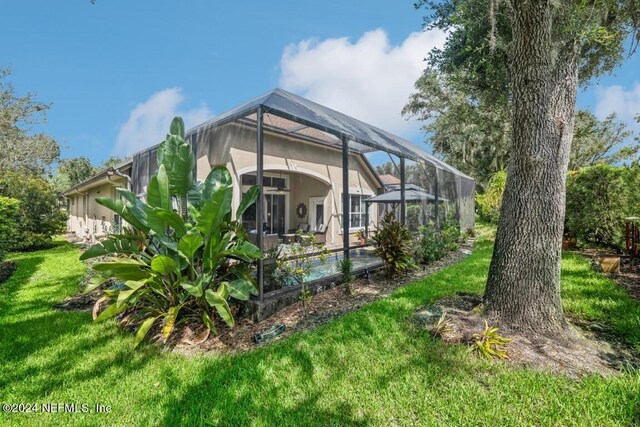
[371,211,413,277]
[475,171,506,224]
[565,164,630,249]
[414,222,445,265]
[272,234,329,288]
[338,257,354,294]
[414,215,461,265]
[0,196,20,261]
[299,284,312,317]
[0,68,60,175]
[472,320,512,359]
[81,116,262,347]
[51,156,97,193]
[405,1,640,189]
[3,230,640,425]
[0,171,67,250]
[570,111,637,171]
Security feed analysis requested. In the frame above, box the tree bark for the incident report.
[484,0,580,334]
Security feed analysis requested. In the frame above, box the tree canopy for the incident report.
[405,0,640,189]
[0,68,60,175]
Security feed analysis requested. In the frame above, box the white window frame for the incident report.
[339,188,373,233]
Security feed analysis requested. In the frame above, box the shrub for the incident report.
[81,117,262,347]
[371,211,413,277]
[565,164,628,249]
[472,320,512,359]
[0,172,66,251]
[338,258,354,294]
[0,196,20,262]
[414,222,445,264]
[475,170,506,223]
[414,215,461,265]
[440,214,462,251]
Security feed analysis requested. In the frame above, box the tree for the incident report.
[416,0,640,333]
[100,155,126,169]
[0,171,67,250]
[403,65,636,190]
[59,157,97,187]
[0,68,60,175]
[570,111,637,170]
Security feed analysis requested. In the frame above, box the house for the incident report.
[64,88,474,318]
[65,88,474,249]
[63,159,132,241]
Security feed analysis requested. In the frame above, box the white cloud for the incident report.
[279,28,447,137]
[595,82,640,134]
[114,88,211,156]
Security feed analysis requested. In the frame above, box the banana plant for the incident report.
[81,117,262,347]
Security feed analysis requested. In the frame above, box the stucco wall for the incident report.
[66,178,127,239]
[194,122,381,246]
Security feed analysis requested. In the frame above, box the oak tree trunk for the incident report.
[484,0,580,334]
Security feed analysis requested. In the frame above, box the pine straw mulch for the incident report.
[172,240,475,356]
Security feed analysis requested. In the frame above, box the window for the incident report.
[343,194,368,230]
[241,174,287,189]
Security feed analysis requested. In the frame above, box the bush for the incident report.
[414,222,445,264]
[371,212,414,277]
[565,164,628,249]
[0,196,20,262]
[414,215,461,265]
[80,117,262,348]
[475,170,506,223]
[0,172,66,251]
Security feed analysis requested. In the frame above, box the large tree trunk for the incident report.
[484,0,580,334]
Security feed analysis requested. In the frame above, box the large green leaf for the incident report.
[95,302,127,322]
[134,316,159,348]
[154,209,187,238]
[92,259,151,281]
[177,232,204,259]
[147,164,170,210]
[80,237,141,261]
[150,255,179,275]
[221,240,263,262]
[202,166,232,201]
[236,185,259,218]
[204,288,234,327]
[170,116,185,138]
[159,135,195,198]
[96,196,149,233]
[180,281,203,297]
[227,278,258,300]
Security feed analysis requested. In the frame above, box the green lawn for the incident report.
[1,237,639,426]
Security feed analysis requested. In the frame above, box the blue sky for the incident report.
[2,1,639,165]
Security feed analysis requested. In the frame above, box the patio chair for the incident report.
[313,223,329,244]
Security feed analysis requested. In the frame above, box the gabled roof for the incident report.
[185,88,472,180]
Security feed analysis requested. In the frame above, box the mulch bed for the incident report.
[173,239,475,355]
[574,247,640,301]
[0,260,17,284]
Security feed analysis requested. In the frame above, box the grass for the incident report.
[0,236,639,426]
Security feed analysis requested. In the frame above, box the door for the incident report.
[309,197,325,232]
[266,194,286,236]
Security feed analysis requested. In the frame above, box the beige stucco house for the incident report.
[63,160,132,241]
[64,89,475,251]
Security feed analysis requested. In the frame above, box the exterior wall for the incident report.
[194,123,381,246]
[65,177,128,240]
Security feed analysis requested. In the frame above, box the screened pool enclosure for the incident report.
[130,89,475,317]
